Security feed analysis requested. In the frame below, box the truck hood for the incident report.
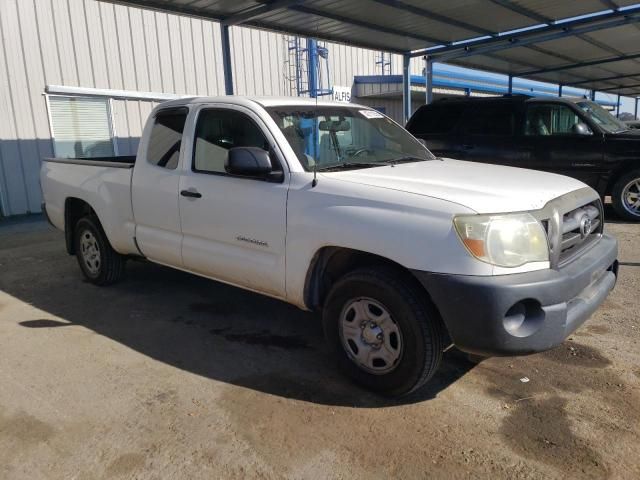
[322,158,588,213]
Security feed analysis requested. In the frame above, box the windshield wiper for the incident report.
[382,155,430,165]
[316,162,384,172]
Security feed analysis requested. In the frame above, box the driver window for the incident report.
[193,109,278,174]
[525,104,590,136]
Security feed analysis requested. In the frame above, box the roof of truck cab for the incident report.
[427,95,594,107]
[156,96,364,110]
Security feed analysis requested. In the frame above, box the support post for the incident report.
[635,98,638,119]
[508,75,513,95]
[590,90,596,101]
[616,94,621,116]
[402,54,411,125]
[558,84,563,97]
[425,56,433,104]
[307,38,318,98]
[221,25,234,95]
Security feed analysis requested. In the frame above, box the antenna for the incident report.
[311,23,320,188]
[312,159,318,187]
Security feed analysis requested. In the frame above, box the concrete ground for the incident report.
[0,213,638,480]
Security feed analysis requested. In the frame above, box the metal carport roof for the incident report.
[105,0,640,115]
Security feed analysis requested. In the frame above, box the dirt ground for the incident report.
[0,212,638,480]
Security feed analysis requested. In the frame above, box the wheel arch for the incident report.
[303,246,433,312]
[64,197,99,255]
[606,161,640,195]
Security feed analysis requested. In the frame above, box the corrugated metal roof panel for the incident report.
[104,0,640,97]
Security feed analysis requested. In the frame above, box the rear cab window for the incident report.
[147,108,188,169]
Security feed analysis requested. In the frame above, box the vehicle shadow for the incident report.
[3,236,475,408]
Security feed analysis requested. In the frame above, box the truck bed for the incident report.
[44,156,136,168]
[41,156,138,255]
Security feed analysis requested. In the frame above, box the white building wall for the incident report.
[0,0,406,217]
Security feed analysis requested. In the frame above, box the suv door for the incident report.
[520,102,604,187]
[458,101,525,166]
[178,105,288,298]
[132,107,188,266]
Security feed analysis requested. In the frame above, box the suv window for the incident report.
[462,103,515,136]
[525,103,589,136]
[408,104,464,134]
[147,108,188,169]
[193,109,279,175]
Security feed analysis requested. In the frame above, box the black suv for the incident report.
[406,95,640,221]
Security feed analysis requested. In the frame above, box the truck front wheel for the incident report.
[612,169,640,221]
[323,267,444,396]
[74,217,125,285]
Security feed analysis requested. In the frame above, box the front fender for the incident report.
[283,174,483,307]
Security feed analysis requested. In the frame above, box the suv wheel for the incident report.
[612,169,640,221]
[323,267,444,396]
[74,216,125,285]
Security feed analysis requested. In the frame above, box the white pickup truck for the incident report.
[41,96,618,396]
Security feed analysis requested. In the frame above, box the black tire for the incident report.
[611,169,640,221]
[322,267,445,397]
[74,216,125,285]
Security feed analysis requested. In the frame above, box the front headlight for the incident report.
[453,213,549,267]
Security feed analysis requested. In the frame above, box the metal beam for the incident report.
[222,0,306,27]
[220,25,234,95]
[558,84,563,97]
[369,0,494,36]
[403,55,411,124]
[567,72,640,86]
[488,0,549,24]
[290,5,444,46]
[425,57,434,104]
[591,90,597,101]
[426,11,640,62]
[411,5,640,58]
[508,75,513,94]
[599,0,620,10]
[521,52,640,76]
[106,0,223,21]
[635,98,639,119]
[617,93,621,116]
[599,83,640,92]
[307,38,318,98]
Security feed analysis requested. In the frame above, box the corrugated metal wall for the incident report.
[0,0,413,217]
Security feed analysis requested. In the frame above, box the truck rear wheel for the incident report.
[612,169,640,221]
[74,217,125,285]
[322,267,444,396]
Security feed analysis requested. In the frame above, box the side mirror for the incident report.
[226,147,272,177]
[572,123,592,136]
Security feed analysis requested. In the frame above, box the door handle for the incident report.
[180,189,202,198]
[462,144,474,150]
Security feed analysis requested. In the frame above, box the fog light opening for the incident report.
[503,300,544,338]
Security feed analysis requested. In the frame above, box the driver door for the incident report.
[179,105,289,298]
[520,102,604,187]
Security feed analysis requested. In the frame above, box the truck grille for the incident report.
[538,195,604,268]
[533,189,604,269]
[558,201,602,265]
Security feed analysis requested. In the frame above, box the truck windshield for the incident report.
[575,101,629,133]
[266,106,435,172]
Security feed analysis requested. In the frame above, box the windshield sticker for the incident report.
[360,110,385,119]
